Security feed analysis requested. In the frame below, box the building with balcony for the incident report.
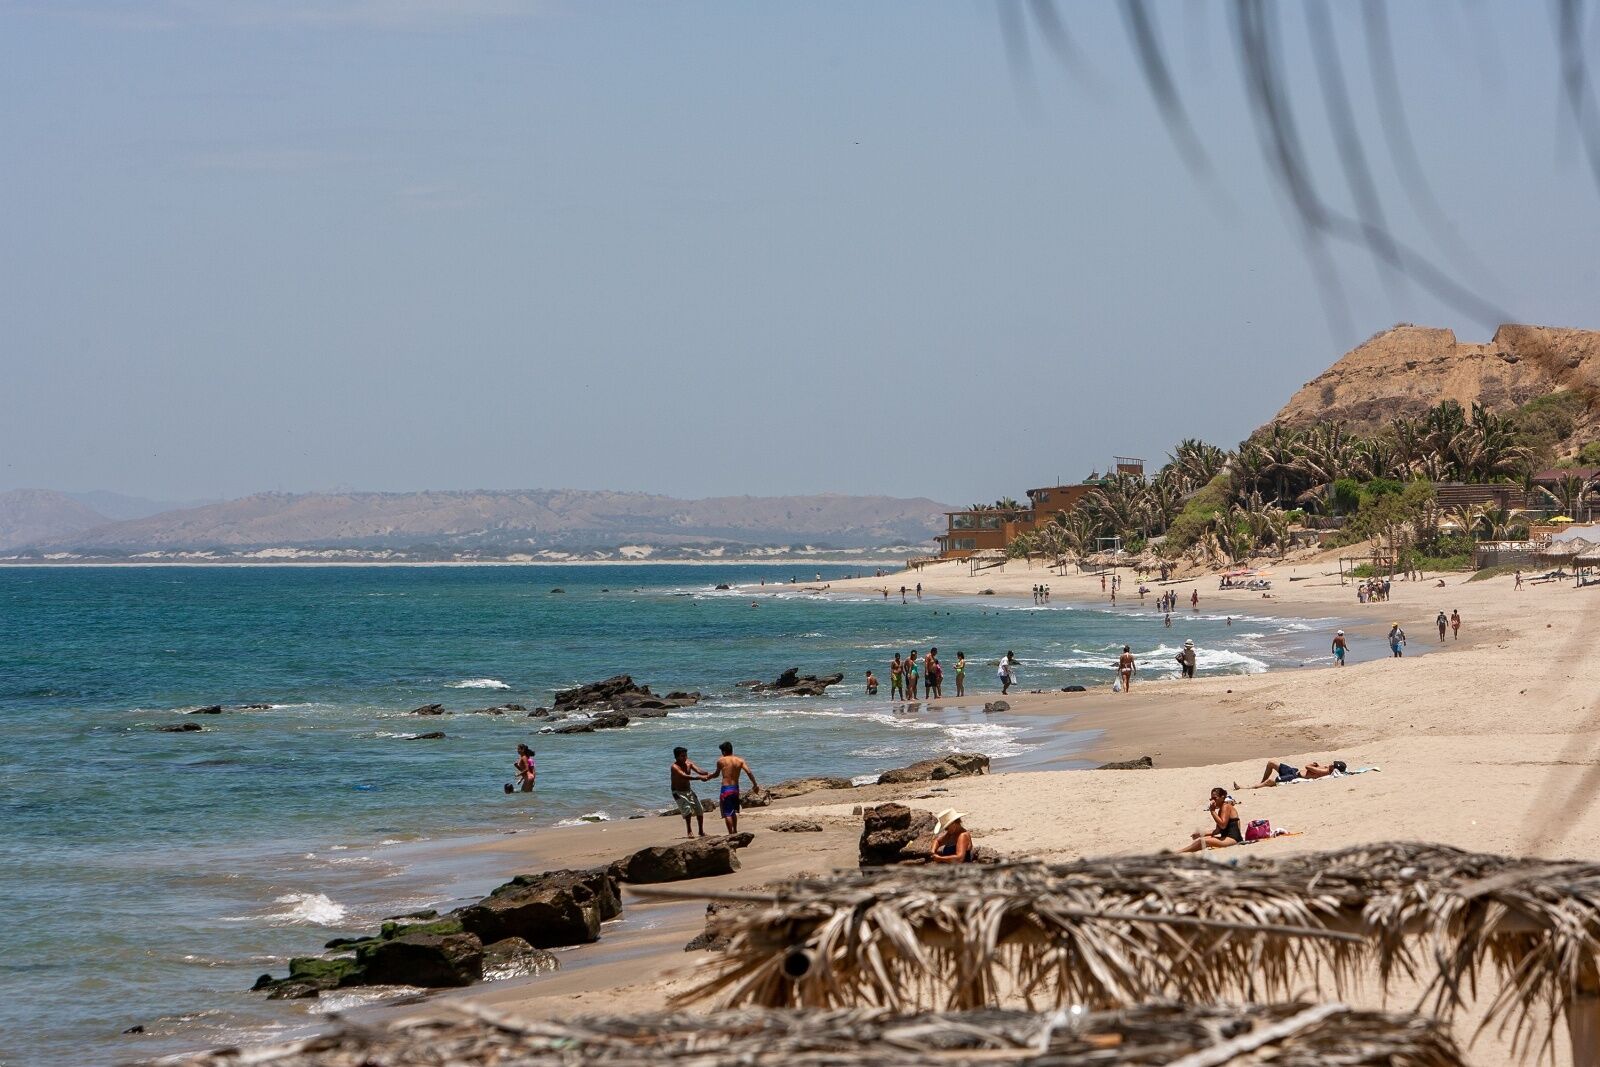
[934,458,1144,560]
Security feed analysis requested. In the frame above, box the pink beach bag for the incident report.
[1245,819,1272,842]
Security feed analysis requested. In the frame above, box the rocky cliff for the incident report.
[1271,324,1600,436]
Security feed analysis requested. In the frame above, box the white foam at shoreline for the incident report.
[226,891,347,926]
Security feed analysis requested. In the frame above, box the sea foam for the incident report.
[448,678,510,689]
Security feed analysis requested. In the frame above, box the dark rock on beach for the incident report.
[552,675,702,716]
[1096,755,1155,770]
[590,712,630,730]
[459,869,618,947]
[859,803,936,866]
[357,932,482,988]
[252,956,363,999]
[983,700,1010,714]
[618,835,748,884]
[192,705,224,715]
[773,818,823,833]
[1062,685,1087,693]
[410,704,448,716]
[483,937,559,980]
[877,752,990,785]
[471,704,525,715]
[159,722,203,732]
[684,899,755,951]
[742,668,845,697]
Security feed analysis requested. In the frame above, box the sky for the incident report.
[1,1,1596,505]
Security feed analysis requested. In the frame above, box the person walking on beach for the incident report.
[1178,639,1196,679]
[998,651,1017,695]
[1117,646,1136,691]
[1515,570,1523,591]
[954,651,966,696]
[1332,629,1349,666]
[1436,611,1448,642]
[714,741,759,835]
[1450,609,1461,640]
[1190,589,1199,610]
[513,744,537,792]
[889,653,904,700]
[669,746,713,838]
[1388,623,1406,657]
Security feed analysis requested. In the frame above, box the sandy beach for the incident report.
[304,550,1600,1064]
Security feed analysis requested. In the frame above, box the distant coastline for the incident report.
[0,556,915,568]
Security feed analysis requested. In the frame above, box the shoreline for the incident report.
[117,553,1584,1064]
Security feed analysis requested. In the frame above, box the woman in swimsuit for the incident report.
[1176,788,1241,852]
[1117,646,1135,692]
[930,809,973,863]
[906,650,920,700]
[514,744,537,792]
[890,654,903,699]
[926,648,942,699]
[954,652,966,697]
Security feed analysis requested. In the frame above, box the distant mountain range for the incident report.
[0,488,952,561]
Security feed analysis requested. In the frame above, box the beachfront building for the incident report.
[936,459,1143,559]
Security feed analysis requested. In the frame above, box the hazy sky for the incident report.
[2,2,1596,504]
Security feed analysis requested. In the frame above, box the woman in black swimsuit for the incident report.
[1176,787,1241,853]
[930,809,973,864]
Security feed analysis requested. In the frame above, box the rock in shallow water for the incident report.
[159,722,203,732]
[357,932,482,987]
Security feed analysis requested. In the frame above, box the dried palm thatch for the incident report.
[156,1000,1462,1066]
[663,843,1600,1064]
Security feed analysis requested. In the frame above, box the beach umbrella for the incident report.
[157,1001,1463,1066]
[668,844,1600,1066]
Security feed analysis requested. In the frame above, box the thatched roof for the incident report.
[155,1002,1461,1066]
[672,843,1600,1059]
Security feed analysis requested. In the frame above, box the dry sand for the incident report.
[359,553,1600,1064]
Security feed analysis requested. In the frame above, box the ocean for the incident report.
[0,564,1328,1065]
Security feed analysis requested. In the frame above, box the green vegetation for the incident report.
[1015,397,1587,568]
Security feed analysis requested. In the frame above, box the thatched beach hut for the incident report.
[157,1001,1462,1066]
[670,844,1600,1065]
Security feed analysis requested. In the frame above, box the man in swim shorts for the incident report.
[669,746,713,838]
[714,740,760,834]
[1331,629,1348,666]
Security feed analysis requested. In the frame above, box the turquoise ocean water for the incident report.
[0,564,1329,1065]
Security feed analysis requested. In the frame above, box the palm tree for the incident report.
[1538,471,1596,519]
[1165,438,1229,490]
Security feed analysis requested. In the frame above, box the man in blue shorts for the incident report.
[1331,629,1348,666]
[714,740,761,834]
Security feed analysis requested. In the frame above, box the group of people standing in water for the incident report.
[886,648,963,699]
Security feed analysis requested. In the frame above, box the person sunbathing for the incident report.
[930,809,973,864]
[1235,759,1346,790]
[1176,788,1242,853]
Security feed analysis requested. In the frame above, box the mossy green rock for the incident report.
[379,916,463,941]
[252,955,363,999]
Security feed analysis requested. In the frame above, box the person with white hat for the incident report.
[1331,629,1349,667]
[930,809,973,864]
[1178,639,1197,679]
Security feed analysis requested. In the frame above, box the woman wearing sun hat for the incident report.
[930,809,973,864]
[1331,629,1349,666]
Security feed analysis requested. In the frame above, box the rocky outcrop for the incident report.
[983,700,1010,713]
[1270,324,1600,439]
[618,834,753,884]
[552,676,702,714]
[471,704,525,715]
[590,712,630,730]
[410,703,448,716]
[1096,755,1155,770]
[767,775,855,799]
[859,803,936,866]
[458,869,618,947]
[192,705,224,715]
[546,721,594,734]
[159,722,203,732]
[408,731,446,740]
[739,668,845,697]
[683,900,755,952]
[877,752,990,785]
[483,937,559,980]
[773,818,823,833]
[252,956,363,1000]
[357,932,482,987]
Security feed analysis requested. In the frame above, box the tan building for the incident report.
[935,459,1142,560]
